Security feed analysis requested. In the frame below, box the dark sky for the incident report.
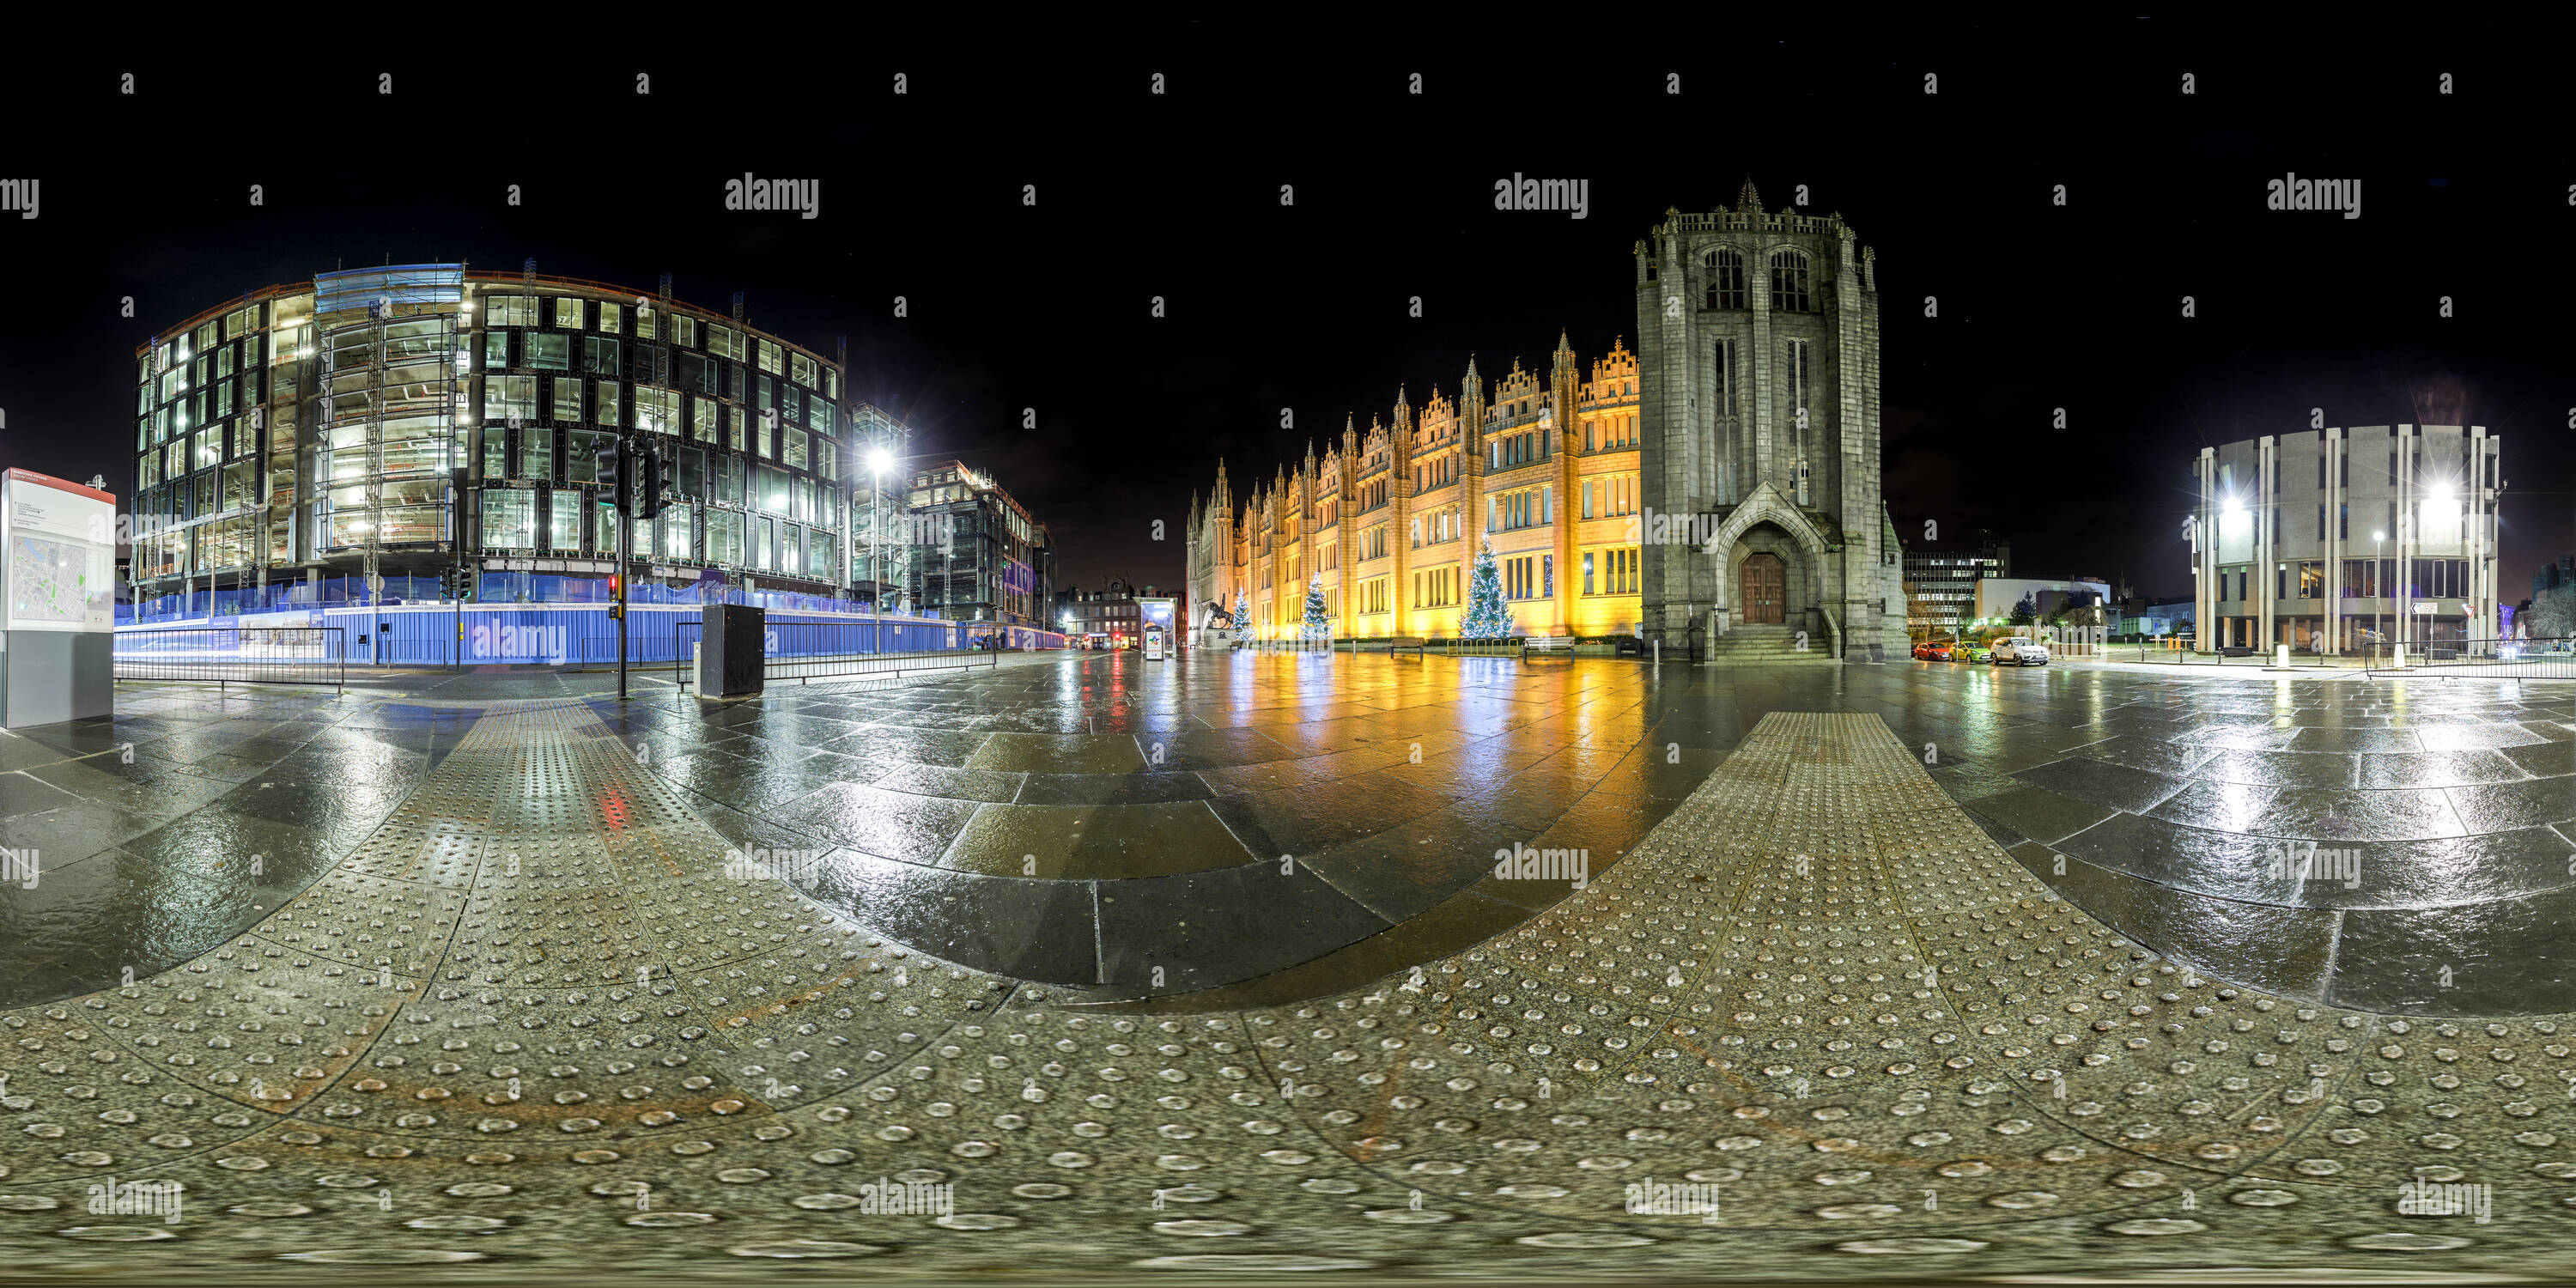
[3,22,2568,605]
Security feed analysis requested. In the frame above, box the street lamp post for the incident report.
[867,447,895,657]
[2372,530,2385,663]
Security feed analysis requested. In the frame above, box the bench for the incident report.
[1384,637,1426,656]
[1521,635,1575,656]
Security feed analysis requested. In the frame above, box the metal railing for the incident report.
[113,627,347,691]
[676,621,1000,688]
[2374,638,2576,680]
[2112,639,2550,672]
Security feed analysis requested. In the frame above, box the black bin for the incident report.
[699,605,766,697]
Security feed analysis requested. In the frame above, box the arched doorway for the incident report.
[1741,553,1785,624]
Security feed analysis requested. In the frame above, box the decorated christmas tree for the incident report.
[1301,574,1332,639]
[1461,539,1510,639]
[1232,586,1249,630]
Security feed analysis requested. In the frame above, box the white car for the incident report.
[1990,638,2050,666]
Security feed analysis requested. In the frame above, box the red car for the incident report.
[1914,641,1953,661]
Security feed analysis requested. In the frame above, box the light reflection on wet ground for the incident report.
[6,655,2572,1014]
[2,659,2575,1283]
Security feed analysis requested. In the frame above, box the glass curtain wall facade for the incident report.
[904,460,1054,629]
[130,266,854,617]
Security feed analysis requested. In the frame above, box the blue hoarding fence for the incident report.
[118,605,1065,671]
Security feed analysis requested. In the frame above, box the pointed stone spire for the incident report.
[1735,176,1761,214]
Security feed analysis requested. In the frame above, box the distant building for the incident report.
[2190,427,2501,653]
[2135,599,2196,638]
[1902,530,2010,640]
[1059,576,1150,647]
[1972,577,2111,625]
[903,459,1053,629]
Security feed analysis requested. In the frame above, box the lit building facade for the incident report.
[1902,532,2011,641]
[903,459,1053,629]
[128,264,860,616]
[1187,336,1646,641]
[2189,427,2502,652]
[1057,576,1147,647]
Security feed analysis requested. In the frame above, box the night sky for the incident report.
[3,24,2568,605]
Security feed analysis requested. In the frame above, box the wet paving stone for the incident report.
[3,659,2576,1282]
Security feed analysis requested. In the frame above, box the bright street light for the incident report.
[867,447,895,476]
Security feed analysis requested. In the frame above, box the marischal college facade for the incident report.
[1187,184,1908,661]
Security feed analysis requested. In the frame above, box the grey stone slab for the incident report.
[1095,860,1391,994]
[2331,886,2576,1014]
[2028,847,2337,1000]
[767,781,981,865]
[1962,783,2120,846]
[2014,755,2194,811]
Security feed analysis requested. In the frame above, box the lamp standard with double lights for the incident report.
[868,447,896,658]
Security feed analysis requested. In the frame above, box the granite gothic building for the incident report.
[1188,184,1906,662]
[1633,181,1906,661]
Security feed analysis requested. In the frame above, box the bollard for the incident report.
[2275,644,2289,668]
[2393,643,2407,670]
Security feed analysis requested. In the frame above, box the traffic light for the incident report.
[607,572,624,620]
[638,442,669,521]
[604,438,634,517]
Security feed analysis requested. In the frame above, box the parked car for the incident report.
[1957,641,1991,663]
[1990,637,2050,666]
[1915,641,1953,661]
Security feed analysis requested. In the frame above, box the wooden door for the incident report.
[1741,554,1785,624]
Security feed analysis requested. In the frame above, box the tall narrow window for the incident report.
[1768,251,1813,313]
[1703,248,1745,309]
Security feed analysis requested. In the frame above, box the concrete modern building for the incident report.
[902,459,1053,632]
[1628,182,1906,662]
[2189,427,2501,653]
[1186,336,1647,643]
[1902,531,2011,641]
[129,264,863,617]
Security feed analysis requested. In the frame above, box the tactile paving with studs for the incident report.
[4,705,2574,1279]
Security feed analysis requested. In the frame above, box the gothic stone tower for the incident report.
[1633,180,1906,661]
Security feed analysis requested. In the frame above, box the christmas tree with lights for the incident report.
[1301,574,1331,640]
[1232,586,1249,631]
[1461,539,1510,639]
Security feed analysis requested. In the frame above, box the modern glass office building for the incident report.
[903,459,1054,629]
[129,264,867,617]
